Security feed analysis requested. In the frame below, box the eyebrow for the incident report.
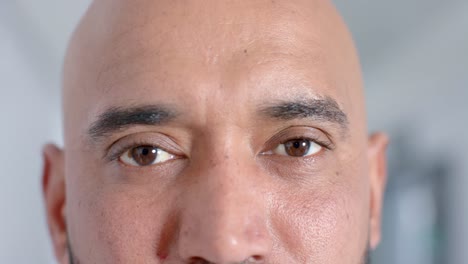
[87,97,347,142]
[88,105,178,142]
[258,96,349,130]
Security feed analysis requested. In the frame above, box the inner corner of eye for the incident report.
[258,147,274,155]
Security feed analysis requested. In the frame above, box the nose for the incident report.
[177,154,271,263]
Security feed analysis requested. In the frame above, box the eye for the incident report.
[119,145,175,166]
[273,139,322,157]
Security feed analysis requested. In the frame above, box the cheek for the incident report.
[66,158,173,263]
[271,175,369,263]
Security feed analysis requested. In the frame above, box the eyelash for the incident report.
[107,139,166,163]
[107,133,333,165]
[281,136,334,150]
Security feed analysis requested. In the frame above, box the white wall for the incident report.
[0,1,90,263]
[336,1,468,263]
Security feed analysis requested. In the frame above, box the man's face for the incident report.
[42,0,388,263]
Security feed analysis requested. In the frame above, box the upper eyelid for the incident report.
[263,127,334,152]
[103,127,333,162]
[270,125,332,140]
[104,131,187,160]
[106,140,176,163]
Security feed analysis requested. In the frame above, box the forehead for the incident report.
[97,2,329,70]
[100,0,330,50]
[64,0,364,141]
[91,1,344,96]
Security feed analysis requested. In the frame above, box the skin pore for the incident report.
[67,242,370,264]
[42,0,388,263]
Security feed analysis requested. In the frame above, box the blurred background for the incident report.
[0,0,467,263]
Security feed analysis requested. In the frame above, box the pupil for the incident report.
[142,148,149,155]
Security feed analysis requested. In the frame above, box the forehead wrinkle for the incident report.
[103,1,320,58]
[63,0,365,150]
[93,0,330,91]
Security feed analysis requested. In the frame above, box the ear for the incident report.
[367,133,389,249]
[42,144,69,264]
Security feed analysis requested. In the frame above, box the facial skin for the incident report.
[42,0,388,263]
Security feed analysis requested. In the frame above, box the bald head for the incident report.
[43,1,388,263]
[63,0,365,138]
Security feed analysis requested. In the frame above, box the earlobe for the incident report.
[42,144,68,263]
[367,133,389,249]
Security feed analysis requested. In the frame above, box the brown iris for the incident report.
[284,139,311,157]
[129,146,158,166]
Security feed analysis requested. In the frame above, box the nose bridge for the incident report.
[177,136,271,262]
